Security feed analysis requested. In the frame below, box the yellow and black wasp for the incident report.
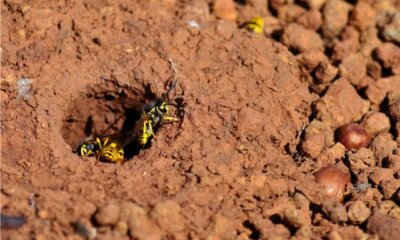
[245,16,265,34]
[133,80,179,146]
[75,134,127,164]
[74,80,180,163]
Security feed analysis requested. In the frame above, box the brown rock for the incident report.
[213,215,237,239]
[331,27,360,61]
[296,50,329,70]
[327,231,342,240]
[350,1,376,31]
[375,43,400,72]
[396,122,400,144]
[277,4,306,22]
[370,132,397,161]
[381,179,400,199]
[315,61,338,83]
[384,154,400,172]
[348,148,376,174]
[365,76,400,105]
[389,206,400,221]
[281,23,324,53]
[339,53,367,87]
[296,9,322,31]
[367,211,400,240]
[293,192,310,210]
[376,200,396,215]
[303,120,334,146]
[119,202,161,240]
[361,112,391,137]
[294,226,313,239]
[213,0,237,21]
[314,78,370,128]
[151,200,185,232]
[283,207,311,228]
[337,226,369,240]
[359,27,382,60]
[368,167,394,185]
[317,143,346,167]
[366,60,382,80]
[373,0,397,27]
[115,221,128,235]
[347,200,371,224]
[94,203,120,226]
[389,99,400,121]
[322,0,352,38]
[322,201,348,223]
[301,133,325,159]
[382,12,400,44]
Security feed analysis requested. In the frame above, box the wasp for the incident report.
[75,134,127,164]
[245,16,264,34]
[133,80,179,146]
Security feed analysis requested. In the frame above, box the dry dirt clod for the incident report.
[151,200,185,232]
[347,200,371,224]
[389,206,400,221]
[301,133,325,159]
[276,4,305,22]
[296,9,322,31]
[382,13,400,44]
[283,207,311,228]
[350,1,376,31]
[316,143,346,167]
[119,202,161,240]
[314,78,370,129]
[322,0,352,39]
[348,148,375,175]
[365,76,400,105]
[366,211,400,240]
[213,0,237,21]
[361,112,391,137]
[375,43,400,74]
[336,123,371,151]
[281,23,324,53]
[368,167,394,186]
[384,154,400,173]
[389,99,400,122]
[339,53,367,88]
[370,132,397,161]
[94,203,120,226]
[212,215,237,239]
[322,201,348,223]
[314,61,338,84]
[381,179,400,200]
[331,26,360,62]
[375,200,396,215]
[314,165,350,201]
[296,50,329,70]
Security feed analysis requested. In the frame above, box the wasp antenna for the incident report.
[163,80,178,99]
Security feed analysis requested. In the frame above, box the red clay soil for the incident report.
[1,0,399,239]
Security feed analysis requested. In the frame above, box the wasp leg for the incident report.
[148,120,155,139]
[162,116,179,122]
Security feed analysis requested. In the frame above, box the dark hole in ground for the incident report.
[242,220,261,239]
[62,78,183,162]
[62,79,149,161]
